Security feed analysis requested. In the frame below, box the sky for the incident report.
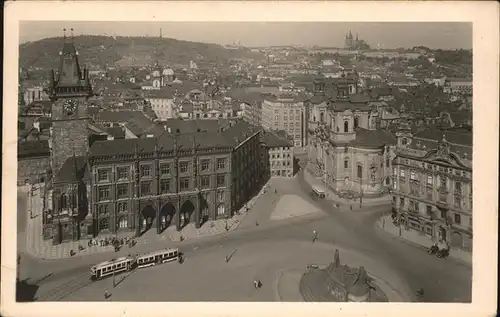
[19,22,472,49]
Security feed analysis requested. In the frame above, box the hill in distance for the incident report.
[19,35,265,70]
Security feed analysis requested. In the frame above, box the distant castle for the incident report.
[344,30,370,51]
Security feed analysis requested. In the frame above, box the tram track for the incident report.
[35,273,92,301]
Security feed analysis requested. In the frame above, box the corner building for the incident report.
[42,38,262,244]
[392,126,472,251]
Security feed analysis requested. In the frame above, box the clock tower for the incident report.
[48,34,93,174]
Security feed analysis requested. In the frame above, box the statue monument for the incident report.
[299,249,388,302]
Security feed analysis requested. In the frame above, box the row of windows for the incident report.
[400,199,467,225]
[98,175,227,200]
[283,122,301,127]
[395,168,464,191]
[282,116,301,121]
[280,109,302,115]
[271,153,292,159]
[97,158,228,182]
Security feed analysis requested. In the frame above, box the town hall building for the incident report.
[42,36,262,245]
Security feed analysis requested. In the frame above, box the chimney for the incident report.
[167,127,171,133]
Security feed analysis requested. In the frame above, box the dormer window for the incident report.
[402,138,408,146]
[344,121,349,133]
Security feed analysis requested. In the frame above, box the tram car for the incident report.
[136,248,180,269]
[90,256,136,281]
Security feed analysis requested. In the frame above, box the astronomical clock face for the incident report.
[63,99,78,116]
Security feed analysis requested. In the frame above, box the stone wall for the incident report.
[51,119,89,173]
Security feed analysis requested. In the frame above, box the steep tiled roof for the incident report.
[18,140,50,158]
[106,127,126,139]
[54,156,89,183]
[90,120,259,157]
[414,128,472,146]
[260,130,293,148]
[163,119,231,134]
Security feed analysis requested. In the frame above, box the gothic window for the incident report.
[354,117,359,129]
[180,162,189,173]
[60,194,67,210]
[118,202,128,213]
[160,179,170,193]
[117,184,128,198]
[118,217,128,229]
[216,174,225,187]
[99,205,109,215]
[201,159,210,171]
[179,178,190,191]
[160,163,171,175]
[117,167,129,180]
[99,218,109,231]
[344,121,349,133]
[140,181,152,196]
[357,165,363,179]
[140,165,151,177]
[217,203,225,216]
[71,192,77,208]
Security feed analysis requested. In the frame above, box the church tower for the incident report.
[48,29,93,174]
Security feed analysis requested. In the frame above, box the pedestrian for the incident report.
[104,290,109,299]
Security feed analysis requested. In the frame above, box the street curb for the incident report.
[374,217,472,268]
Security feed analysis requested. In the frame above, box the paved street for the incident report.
[19,164,472,303]
[62,240,412,301]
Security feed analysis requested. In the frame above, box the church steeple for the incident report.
[49,28,92,100]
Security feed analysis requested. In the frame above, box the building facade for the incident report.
[260,130,294,178]
[307,74,396,198]
[392,127,472,251]
[261,93,307,148]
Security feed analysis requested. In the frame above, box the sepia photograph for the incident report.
[2,2,498,317]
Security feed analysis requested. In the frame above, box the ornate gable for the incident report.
[422,147,469,170]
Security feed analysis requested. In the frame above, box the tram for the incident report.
[90,256,135,281]
[136,248,180,269]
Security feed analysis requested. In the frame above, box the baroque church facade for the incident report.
[306,73,397,199]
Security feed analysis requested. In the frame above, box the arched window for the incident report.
[344,121,349,133]
[354,117,359,129]
[71,192,77,208]
[118,217,128,229]
[320,112,324,123]
[99,218,109,231]
[357,165,363,179]
[313,116,316,122]
[60,194,67,210]
[402,138,408,146]
[217,203,225,216]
